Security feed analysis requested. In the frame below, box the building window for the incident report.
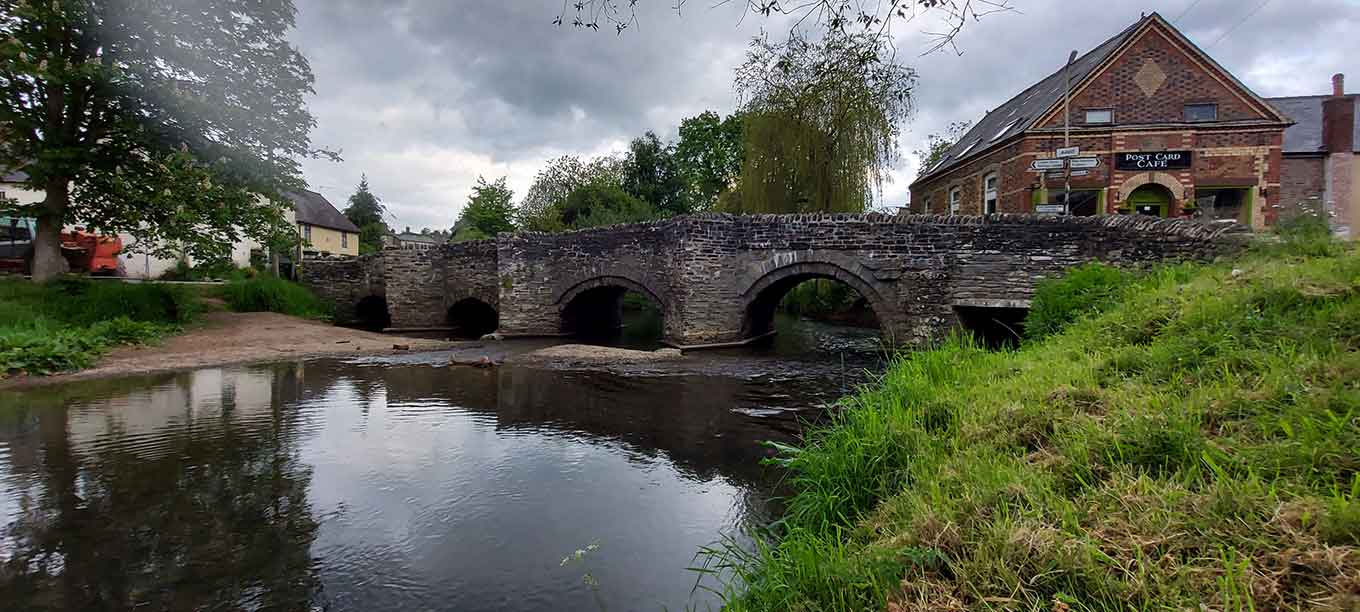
[301,224,311,243]
[1084,108,1113,124]
[923,196,933,213]
[983,173,999,214]
[341,232,348,248]
[1184,103,1217,122]
[948,187,961,214]
[1047,190,1101,216]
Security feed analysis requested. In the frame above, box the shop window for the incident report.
[1084,108,1113,124]
[948,187,961,214]
[1184,103,1217,122]
[1193,187,1248,224]
[983,173,999,214]
[1046,190,1100,216]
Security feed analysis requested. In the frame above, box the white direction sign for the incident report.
[1056,146,1081,158]
[1035,204,1066,214]
[1030,158,1066,171]
[1069,169,1091,177]
[1068,156,1100,169]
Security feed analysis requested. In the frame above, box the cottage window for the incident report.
[983,173,999,214]
[948,187,961,214]
[1084,108,1113,124]
[342,232,348,248]
[301,224,311,242]
[1184,103,1217,122]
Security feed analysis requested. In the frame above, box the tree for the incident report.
[733,30,915,213]
[622,132,690,217]
[454,176,516,242]
[517,154,627,232]
[342,176,389,254]
[555,1,1011,54]
[560,180,659,230]
[0,0,328,280]
[674,111,744,211]
[913,120,971,178]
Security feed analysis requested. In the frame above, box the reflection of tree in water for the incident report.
[0,365,324,611]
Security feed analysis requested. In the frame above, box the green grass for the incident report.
[216,275,333,320]
[0,278,198,376]
[702,228,1360,610]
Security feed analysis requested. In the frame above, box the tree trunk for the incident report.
[31,178,71,282]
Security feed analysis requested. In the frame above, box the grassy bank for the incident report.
[707,229,1360,610]
[0,278,199,375]
[216,275,333,320]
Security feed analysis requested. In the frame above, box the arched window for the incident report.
[983,173,999,214]
[948,187,961,214]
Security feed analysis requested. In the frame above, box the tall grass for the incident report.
[0,278,196,375]
[703,230,1360,610]
[217,275,332,320]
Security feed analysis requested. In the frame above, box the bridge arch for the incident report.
[446,297,499,339]
[556,275,667,338]
[353,294,392,331]
[740,260,894,339]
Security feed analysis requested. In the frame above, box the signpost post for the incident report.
[1062,49,1078,215]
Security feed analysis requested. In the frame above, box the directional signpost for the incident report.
[1068,156,1100,169]
[1030,158,1066,171]
[1056,146,1081,158]
[1031,150,1103,215]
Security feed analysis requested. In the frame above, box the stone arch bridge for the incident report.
[299,214,1242,348]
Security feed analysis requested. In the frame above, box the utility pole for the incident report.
[1063,50,1078,216]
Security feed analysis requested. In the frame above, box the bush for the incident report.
[218,275,332,319]
[1023,262,1132,340]
[0,317,174,375]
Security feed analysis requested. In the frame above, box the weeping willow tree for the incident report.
[732,31,916,213]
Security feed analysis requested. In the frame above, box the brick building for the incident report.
[910,13,1291,229]
[1267,75,1358,238]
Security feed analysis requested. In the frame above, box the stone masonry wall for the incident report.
[298,255,384,324]
[443,240,500,310]
[384,248,447,328]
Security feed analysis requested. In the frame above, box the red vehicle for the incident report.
[0,217,123,275]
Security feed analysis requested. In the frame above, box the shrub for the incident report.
[1023,262,1132,340]
[218,275,332,319]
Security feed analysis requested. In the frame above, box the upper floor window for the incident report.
[948,187,961,214]
[1184,103,1218,122]
[983,173,999,214]
[1084,108,1113,124]
[341,232,348,248]
[302,224,311,242]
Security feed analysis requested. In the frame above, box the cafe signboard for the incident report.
[1115,151,1192,171]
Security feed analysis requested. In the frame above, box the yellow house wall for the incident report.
[301,223,358,257]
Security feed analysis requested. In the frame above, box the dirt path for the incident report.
[0,311,456,390]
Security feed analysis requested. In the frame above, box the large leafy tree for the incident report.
[453,176,516,242]
[621,131,690,217]
[342,176,389,254]
[516,154,626,232]
[560,179,658,230]
[0,0,327,280]
[733,31,915,213]
[674,111,744,211]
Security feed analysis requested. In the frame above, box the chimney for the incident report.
[1323,73,1354,154]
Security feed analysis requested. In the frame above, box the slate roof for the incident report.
[912,17,1144,185]
[1,168,29,183]
[1267,95,1360,154]
[286,189,360,233]
[395,232,439,244]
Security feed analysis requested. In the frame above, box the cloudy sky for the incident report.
[288,0,1360,231]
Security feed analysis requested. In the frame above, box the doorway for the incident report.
[1127,184,1173,217]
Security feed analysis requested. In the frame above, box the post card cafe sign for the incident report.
[1116,151,1192,171]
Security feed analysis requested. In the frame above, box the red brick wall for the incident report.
[1279,156,1326,212]
[1044,25,1274,128]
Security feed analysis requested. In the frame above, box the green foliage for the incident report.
[675,111,745,211]
[706,236,1360,610]
[518,155,626,232]
[1024,263,1134,340]
[0,0,325,280]
[217,276,332,319]
[454,176,516,240]
[621,131,691,216]
[778,279,859,318]
[561,181,660,230]
[733,30,915,213]
[0,279,192,376]
[342,176,390,254]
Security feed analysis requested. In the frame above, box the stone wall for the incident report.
[444,240,500,310]
[384,248,447,328]
[297,255,384,324]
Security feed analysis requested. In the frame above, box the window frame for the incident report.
[341,232,348,249]
[1184,103,1218,123]
[1083,108,1113,124]
[983,173,999,214]
[948,186,961,214]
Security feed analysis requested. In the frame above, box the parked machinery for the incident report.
[0,216,123,276]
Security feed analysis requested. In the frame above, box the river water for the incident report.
[0,316,883,611]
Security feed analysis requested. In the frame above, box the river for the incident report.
[0,316,883,611]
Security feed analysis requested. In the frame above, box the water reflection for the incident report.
[0,356,822,611]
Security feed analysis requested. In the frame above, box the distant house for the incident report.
[394,232,439,250]
[1,168,43,207]
[1267,74,1358,238]
[287,189,360,258]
